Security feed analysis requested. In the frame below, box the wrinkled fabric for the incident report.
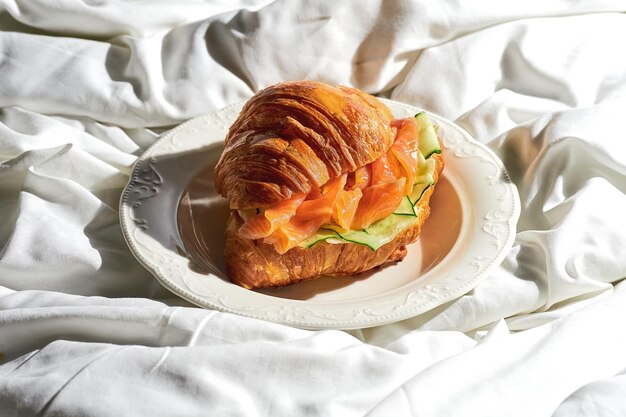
[1,1,625,416]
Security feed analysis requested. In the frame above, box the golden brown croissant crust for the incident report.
[214,81,395,209]
[224,152,444,289]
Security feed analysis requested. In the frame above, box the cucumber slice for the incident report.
[414,151,435,184]
[299,212,417,251]
[415,112,441,159]
[393,195,416,216]
[329,227,376,250]
[411,152,435,204]
[324,214,417,250]
[300,228,340,248]
[410,182,433,205]
[355,214,415,241]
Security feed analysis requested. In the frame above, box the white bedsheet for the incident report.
[1,1,625,416]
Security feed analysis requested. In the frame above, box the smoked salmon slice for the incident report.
[332,187,363,230]
[350,177,406,230]
[262,218,320,254]
[370,154,401,185]
[239,193,306,239]
[264,174,347,253]
[293,174,346,222]
[348,165,371,190]
[390,118,419,194]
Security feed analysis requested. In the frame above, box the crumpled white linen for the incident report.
[2,283,626,416]
[1,1,626,416]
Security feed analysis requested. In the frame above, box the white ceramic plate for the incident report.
[120,99,520,330]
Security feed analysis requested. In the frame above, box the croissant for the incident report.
[214,81,444,289]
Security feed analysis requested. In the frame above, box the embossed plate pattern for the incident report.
[120,99,520,330]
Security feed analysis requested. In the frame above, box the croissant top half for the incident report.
[214,81,395,209]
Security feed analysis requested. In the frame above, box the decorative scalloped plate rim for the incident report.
[120,99,520,330]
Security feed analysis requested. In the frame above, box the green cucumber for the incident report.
[414,152,435,183]
[393,195,416,216]
[321,214,417,250]
[410,152,435,204]
[415,112,441,159]
[300,228,341,248]
[410,182,433,205]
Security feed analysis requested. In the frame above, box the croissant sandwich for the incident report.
[214,81,444,289]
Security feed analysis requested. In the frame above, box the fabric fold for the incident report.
[1,1,625,416]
